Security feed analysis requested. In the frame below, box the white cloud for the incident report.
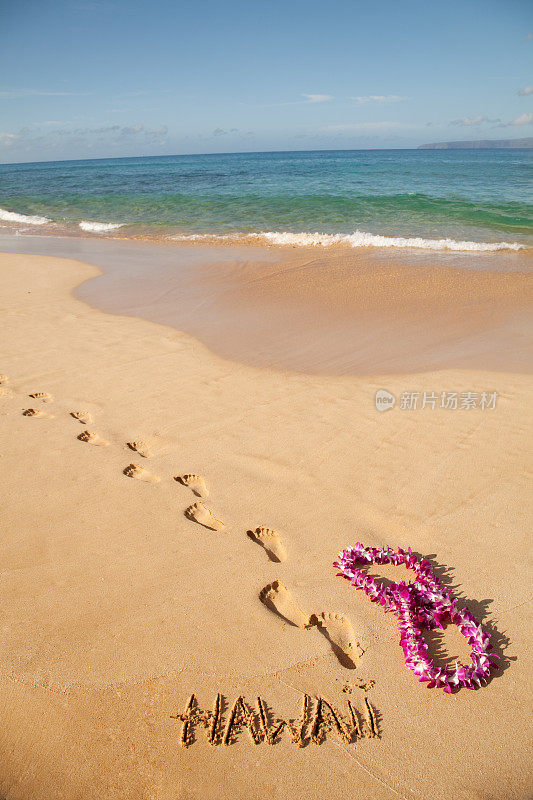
[254,94,332,108]
[61,123,167,138]
[508,112,533,126]
[0,123,168,155]
[147,125,167,136]
[451,112,533,128]
[518,86,533,96]
[351,95,405,103]
[450,115,501,126]
[525,33,532,42]
[0,132,17,146]
[212,127,239,137]
[302,94,333,104]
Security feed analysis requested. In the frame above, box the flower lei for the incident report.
[334,543,498,692]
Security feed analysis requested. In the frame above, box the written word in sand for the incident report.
[171,693,379,747]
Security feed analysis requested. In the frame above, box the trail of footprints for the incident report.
[6,371,363,671]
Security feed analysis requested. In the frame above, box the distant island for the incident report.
[418,137,533,150]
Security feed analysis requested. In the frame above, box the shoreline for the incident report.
[1,233,532,376]
[1,222,532,253]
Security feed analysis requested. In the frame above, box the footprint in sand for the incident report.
[0,387,12,398]
[185,502,225,531]
[259,581,310,628]
[123,463,160,483]
[29,392,53,403]
[310,612,362,669]
[71,411,93,425]
[248,527,287,563]
[23,408,54,418]
[127,441,153,458]
[78,430,109,447]
[0,375,9,385]
[176,474,209,498]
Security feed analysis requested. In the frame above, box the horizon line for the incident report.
[1,140,533,167]
[0,146,418,167]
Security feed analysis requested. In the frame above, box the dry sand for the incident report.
[0,247,531,800]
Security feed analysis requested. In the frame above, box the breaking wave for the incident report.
[171,230,524,252]
[0,207,51,226]
[78,221,124,233]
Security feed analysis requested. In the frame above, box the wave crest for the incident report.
[0,207,51,226]
[79,221,124,233]
[171,230,524,252]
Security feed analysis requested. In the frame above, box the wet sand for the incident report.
[0,234,531,374]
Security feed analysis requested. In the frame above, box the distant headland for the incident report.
[418,137,533,150]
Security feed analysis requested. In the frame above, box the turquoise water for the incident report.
[0,149,532,249]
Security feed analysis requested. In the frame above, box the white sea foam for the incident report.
[79,221,124,233]
[170,233,239,242]
[170,230,524,251]
[251,230,524,251]
[0,207,51,226]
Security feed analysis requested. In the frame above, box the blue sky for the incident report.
[0,0,532,162]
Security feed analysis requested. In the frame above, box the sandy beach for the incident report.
[0,243,532,800]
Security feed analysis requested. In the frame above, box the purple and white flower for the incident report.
[334,544,498,693]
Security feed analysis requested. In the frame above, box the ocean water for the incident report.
[0,149,532,251]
